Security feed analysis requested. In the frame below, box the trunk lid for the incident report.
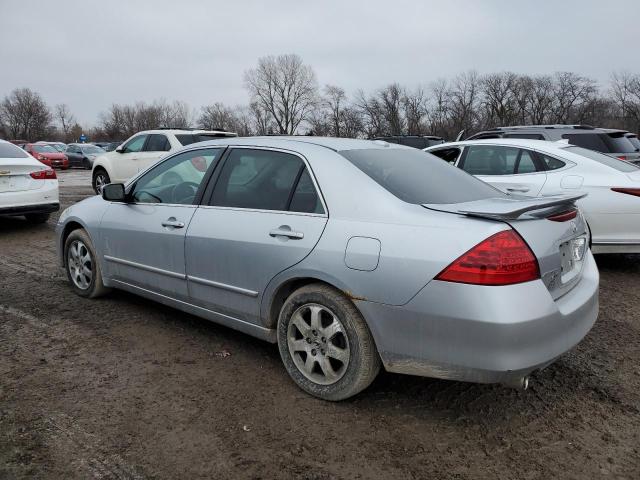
[423,193,589,299]
[0,160,46,193]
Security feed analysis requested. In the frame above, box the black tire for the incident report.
[277,283,381,401]
[24,213,50,224]
[64,229,110,299]
[92,168,110,194]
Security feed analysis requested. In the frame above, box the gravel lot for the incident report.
[1,170,639,479]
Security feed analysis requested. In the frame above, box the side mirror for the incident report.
[102,183,126,202]
[115,146,124,153]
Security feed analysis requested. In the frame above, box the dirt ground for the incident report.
[1,177,639,479]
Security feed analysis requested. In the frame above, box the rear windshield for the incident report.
[341,148,503,204]
[604,132,637,153]
[564,146,639,172]
[0,142,29,158]
[627,135,640,149]
[176,134,231,146]
[562,133,609,152]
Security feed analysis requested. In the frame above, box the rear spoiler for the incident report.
[423,193,587,221]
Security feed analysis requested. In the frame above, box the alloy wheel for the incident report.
[67,240,93,290]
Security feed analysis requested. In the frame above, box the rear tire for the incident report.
[64,229,110,298]
[277,283,381,401]
[25,213,50,224]
[92,168,110,194]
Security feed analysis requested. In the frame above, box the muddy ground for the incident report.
[1,177,639,479]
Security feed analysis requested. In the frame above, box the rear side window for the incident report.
[562,134,609,152]
[516,150,537,173]
[503,133,545,140]
[627,135,640,150]
[398,138,427,149]
[0,142,29,158]
[461,145,518,175]
[145,134,171,152]
[539,154,566,171]
[564,146,639,172]
[603,132,637,153]
[341,148,502,205]
[176,133,233,146]
[210,149,324,213]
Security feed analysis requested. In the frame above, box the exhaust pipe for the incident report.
[503,375,529,391]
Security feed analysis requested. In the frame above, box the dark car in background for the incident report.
[104,141,123,152]
[65,143,105,169]
[372,135,445,149]
[466,125,640,164]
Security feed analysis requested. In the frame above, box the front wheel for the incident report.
[64,229,110,298]
[92,169,110,194]
[277,283,381,401]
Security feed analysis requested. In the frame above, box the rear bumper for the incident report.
[357,251,599,385]
[592,242,640,254]
[0,202,59,216]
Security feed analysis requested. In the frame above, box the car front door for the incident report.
[185,147,328,325]
[100,147,225,300]
[111,134,148,182]
[65,145,81,167]
[459,145,547,196]
[137,134,172,174]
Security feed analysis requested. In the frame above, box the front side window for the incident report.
[144,134,171,152]
[131,148,223,205]
[461,145,518,175]
[122,135,148,153]
[210,149,323,213]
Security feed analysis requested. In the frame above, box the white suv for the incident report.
[91,129,237,192]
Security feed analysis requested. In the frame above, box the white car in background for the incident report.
[0,139,59,224]
[426,138,640,254]
[91,128,237,193]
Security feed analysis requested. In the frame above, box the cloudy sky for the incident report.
[1,0,637,126]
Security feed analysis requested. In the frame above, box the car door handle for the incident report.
[506,186,530,193]
[162,218,185,228]
[269,226,304,239]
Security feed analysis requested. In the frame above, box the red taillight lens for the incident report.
[617,156,627,161]
[30,169,57,180]
[547,208,578,222]
[435,230,540,286]
[611,187,640,197]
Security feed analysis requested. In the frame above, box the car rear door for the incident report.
[100,147,225,301]
[185,147,328,325]
[459,144,547,196]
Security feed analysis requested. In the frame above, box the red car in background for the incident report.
[24,143,69,169]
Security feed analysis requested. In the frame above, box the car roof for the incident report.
[139,129,237,136]
[427,137,573,152]
[191,136,414,152]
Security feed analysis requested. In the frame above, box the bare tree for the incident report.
[0,88,53,140]
[55,103,76,141]
[481,72,518,127]
[199,102,238,131]
[448,71,481,135]
[403,87,428,135]
[552,72,597,124]
[244,54,318,134]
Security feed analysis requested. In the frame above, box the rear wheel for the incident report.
[64,229,110,298]
[92,169,110,194]
[277,283,381,401]
[25,213,50,224]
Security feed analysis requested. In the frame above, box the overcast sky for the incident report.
[1,0,637,126]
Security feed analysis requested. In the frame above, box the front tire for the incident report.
[64,229,110,298]
[25,213,50,224]
[92,168,110,194]
[277,283,381,401]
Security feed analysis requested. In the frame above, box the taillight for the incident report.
[435,229,540,286]
[617,156,627,161]
[30,169,57,180]
[611,187,640,197]
[547,208,578,222]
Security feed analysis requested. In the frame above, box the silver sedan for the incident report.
[56,137,599,400]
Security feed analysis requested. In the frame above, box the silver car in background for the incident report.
[56,137,599,400]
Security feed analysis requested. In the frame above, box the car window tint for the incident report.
[211,149,305,211]
[604,133,637,153]
[131,148,222,205]
[289,169,324,214]
[562,134,609,153]
[123,135,148,153]
[0,142,29,158]
[462,145,518,175]
[341,148,503,205]
[399,138,427,149]
[516,150,537,174]
[429,148,461,164]
[145,134,171,152]
[503,133,545,140]
[626,135,640,150]
[539,153,566,171]
[564,146,639,173]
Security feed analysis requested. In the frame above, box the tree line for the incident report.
[2,54,640,143]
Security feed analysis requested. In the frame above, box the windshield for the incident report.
[33,145,57,153]
[82,145,104,154]
[0,142,30,158]
[564,146,639,172]
[340,148,503,204]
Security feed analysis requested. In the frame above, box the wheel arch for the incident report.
[60,220,86,267]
